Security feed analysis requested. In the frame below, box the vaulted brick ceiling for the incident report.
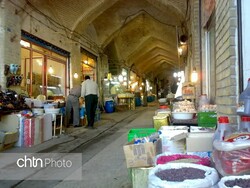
[27,0,189,79]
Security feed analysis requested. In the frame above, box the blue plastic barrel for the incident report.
[135,97,141,106]
[105,100,114,113]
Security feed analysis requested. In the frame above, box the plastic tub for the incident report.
[127,128,157,142]
[172,112,196,120]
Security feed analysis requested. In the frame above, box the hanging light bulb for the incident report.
[48,66,54,74]
[191,67,198,82]
[73,73,79,79]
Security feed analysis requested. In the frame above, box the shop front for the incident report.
[0,31,71,150]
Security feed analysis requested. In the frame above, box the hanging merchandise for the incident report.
[237,78,250,115]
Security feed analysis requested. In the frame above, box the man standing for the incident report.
[81,75,99,129]
[65,85,81,128]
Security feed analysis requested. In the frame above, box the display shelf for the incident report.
[117,97,135,110]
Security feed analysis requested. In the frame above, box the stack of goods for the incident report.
[158,126,188,153]
[197,95,217,128]
[171,100,196,120]
[213,132,250,176]
[16,110,52,147]
[148,163,219,188]
[123,128,220,187]
[212,115,250,181]
[124,128,159,188]
[186,126,215,158]
[123,131,162,168]
[0,89,30,112]
[153,105,171,130]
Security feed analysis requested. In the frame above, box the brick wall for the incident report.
[0,1,5,88]
[191,0,201,100]
[0,1,21,89]
[215,0,239,123]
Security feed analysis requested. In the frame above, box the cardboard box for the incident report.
[123,139,162,168]
[186,132,214,152]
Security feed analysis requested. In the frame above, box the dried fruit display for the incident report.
[225,178,250,188]
[155,167,205,181]
[218,175,250,188]
[0,89,30,112]
[148,163,219,188]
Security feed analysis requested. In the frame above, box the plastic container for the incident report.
[237,78,250,115]
[135,97,141,106]
[171,112,195,120]
[127,128,157,142]
[213,116,232,141]
[159,105,169,109]
[105,100,114,113]
[198,94,209,110]
[213,143,250,176]
[239,116,250,132]
[153,115,169,130]
[198,111,217,128]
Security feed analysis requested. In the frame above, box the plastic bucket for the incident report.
[105,100,114,113]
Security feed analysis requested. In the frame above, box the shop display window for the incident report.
[81,53,96,81]
[20,40,68,98]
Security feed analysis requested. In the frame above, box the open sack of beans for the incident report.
[155,153,210,166]
[148,163,219,188]
[218,175,250,188]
